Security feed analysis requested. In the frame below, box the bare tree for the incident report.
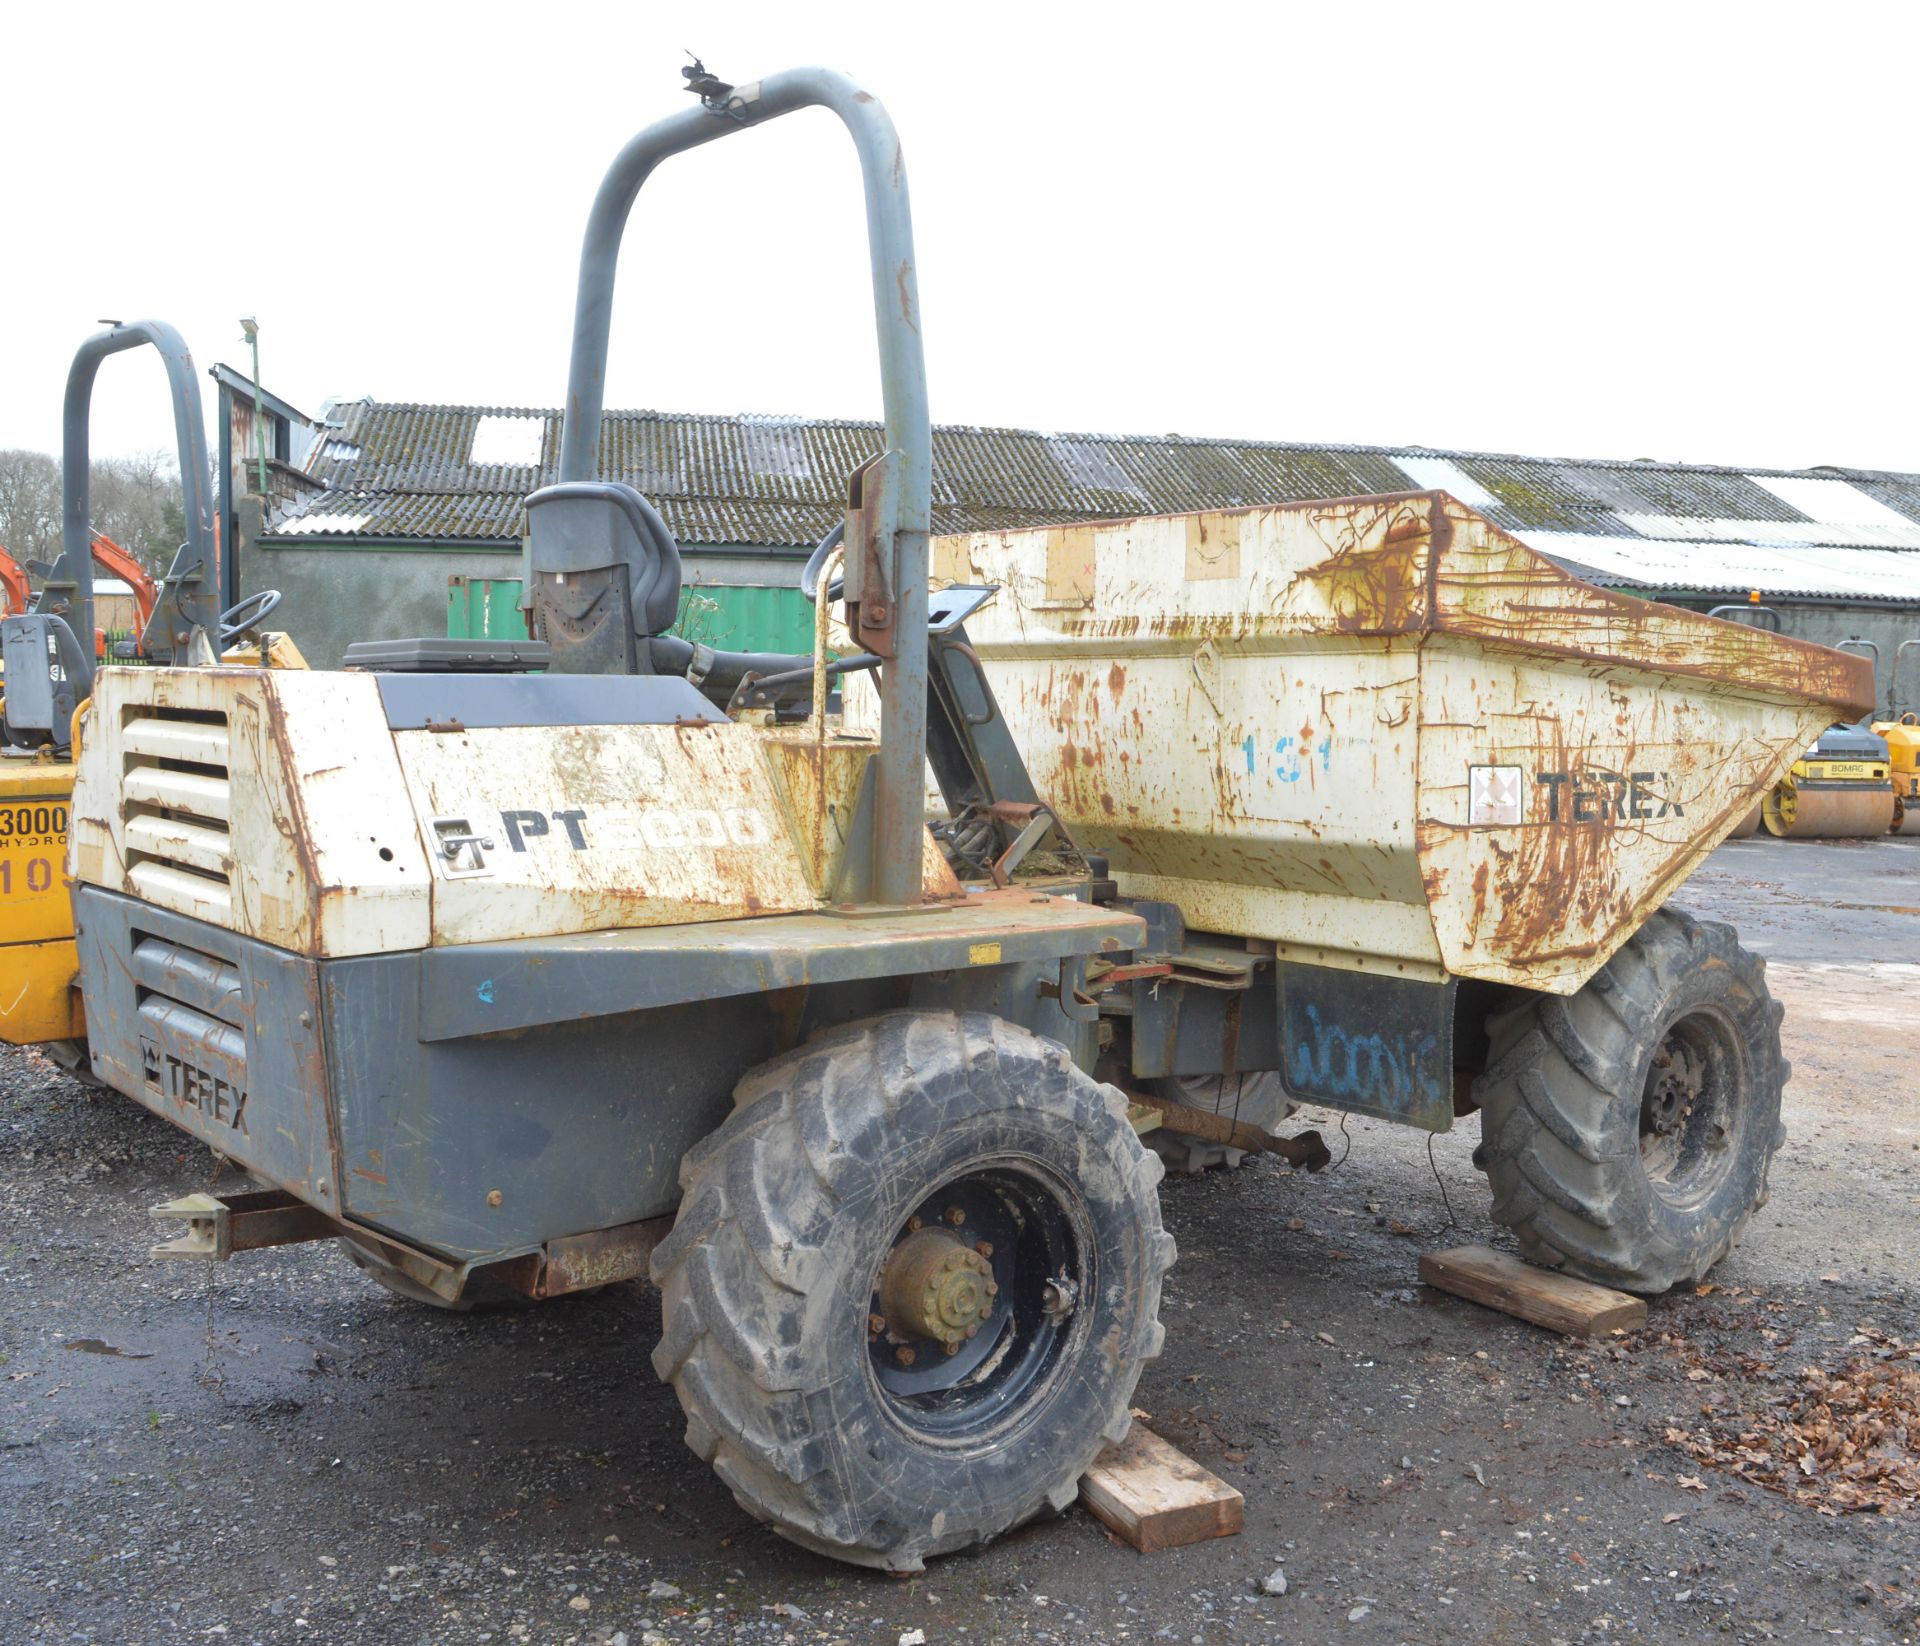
[0,448,184,577]
[90,451,188,573]
[0,449,60,564]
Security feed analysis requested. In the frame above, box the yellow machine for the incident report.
[0,631,304,1055]
[0,746,86,1048]
[0,318,304,1059]
[1875,713,1920,835]
[1761,722,1896,839]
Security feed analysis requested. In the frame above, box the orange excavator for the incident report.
[84,531,159,657]
[0,533,159,653]
[0,548,28,618]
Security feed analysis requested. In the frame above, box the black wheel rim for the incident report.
[865,1160,1090,1445]
[1639,1008,1745,1206]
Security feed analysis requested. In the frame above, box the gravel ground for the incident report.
[2,839,1917,1646]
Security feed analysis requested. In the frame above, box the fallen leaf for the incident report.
[1678,1475,1707,1492]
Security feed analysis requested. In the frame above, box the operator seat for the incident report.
[524,478,825,699]
[524,481,683,675]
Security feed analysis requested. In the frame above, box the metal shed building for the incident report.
[255,401,1920,711]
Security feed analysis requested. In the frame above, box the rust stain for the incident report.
[896,260,917,333]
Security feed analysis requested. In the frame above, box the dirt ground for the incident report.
[2,837,1917,1646]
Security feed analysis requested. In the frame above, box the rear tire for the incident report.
[1473,907,1785,1294]
[1146,1071,1296,1172]
[651,1010,1174,1570]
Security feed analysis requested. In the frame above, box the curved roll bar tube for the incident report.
[555,67,931,906]
[52,321,220,688]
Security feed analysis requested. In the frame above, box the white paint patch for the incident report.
[1614,512,1920,550]
[739,417,813,481]
[1746,474,1915,529]
[1390,455,1497,510]
[1048,439,1146,500]
[468,415,546,468]
[1517,530,1920,600]
[272,511,371,536]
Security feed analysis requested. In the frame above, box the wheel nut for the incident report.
[907,1215,923,1232]
[945,1206,966,1226]
[975,1241,993,1258]
[895,1345,916,1367]
[985,1280,998,1296]
[943,1338,960,1355]
[868,1313,885,1336]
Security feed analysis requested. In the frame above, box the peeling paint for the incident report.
[948,493,1872,994]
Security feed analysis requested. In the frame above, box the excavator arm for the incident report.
[0,548,30,618]
[89,532,159,638]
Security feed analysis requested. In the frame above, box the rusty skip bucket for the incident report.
[938,491,1873,995]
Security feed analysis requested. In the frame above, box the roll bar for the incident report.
[554,67,931,906]
[49,321,220,687]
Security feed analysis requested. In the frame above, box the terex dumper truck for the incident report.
[62,68,1870,1570]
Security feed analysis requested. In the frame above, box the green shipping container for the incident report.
[447,577,531,640]
[447,576,817,654]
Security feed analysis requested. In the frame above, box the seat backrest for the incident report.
[524,481,684,651]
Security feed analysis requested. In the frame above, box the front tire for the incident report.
[1474,908,1785,1294]
[650,1010,1174,1570]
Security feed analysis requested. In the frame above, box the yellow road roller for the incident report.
[1762,722,1896,838]
[1875,713,1920,835]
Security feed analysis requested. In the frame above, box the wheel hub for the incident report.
[1638,1011,1740,1197]
[1643,1038,1703,1141]
[878,1227,997,1351]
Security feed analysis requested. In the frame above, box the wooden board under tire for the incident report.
[1079,1424,1243,1552]
[1419,1244,1647,1336]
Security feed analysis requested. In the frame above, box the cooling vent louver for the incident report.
[120,705,234,922]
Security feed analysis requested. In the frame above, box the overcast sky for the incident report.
[4,1,1914,476]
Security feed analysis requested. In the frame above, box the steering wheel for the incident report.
[217,588,283,648]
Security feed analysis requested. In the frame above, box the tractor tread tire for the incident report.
[651,1009,1174,1570]
[1472,908,1785,1294]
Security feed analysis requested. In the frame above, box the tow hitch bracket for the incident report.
[149,1188,340,1261]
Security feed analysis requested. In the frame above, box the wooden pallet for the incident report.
[1419,1244,1647,1337]
[1080,1424,1244,1552]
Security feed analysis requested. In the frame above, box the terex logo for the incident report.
[141,1037,248,1135]
[1537,770,1685,823]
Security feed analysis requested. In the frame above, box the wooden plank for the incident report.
[1419,1244,1647,1337]
[1079,1424,1244,1553]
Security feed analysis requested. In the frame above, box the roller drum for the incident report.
[1762,779,1896,840]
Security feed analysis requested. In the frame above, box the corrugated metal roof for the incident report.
[264,401,1920,603]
